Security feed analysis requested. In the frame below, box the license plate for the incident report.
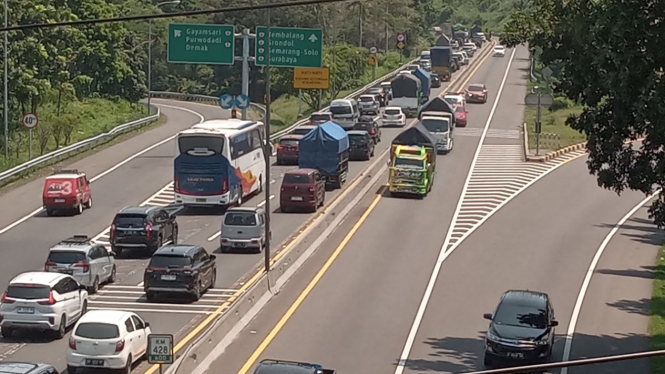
[507,352,524,358]
[291,196,303,201]
[85,359,104,366]
[196,198,206,202]
[54,199,65,203]
[58,269,74,275]
[234,242,246,247]
[17,307,34,314]
[161,275,176,281]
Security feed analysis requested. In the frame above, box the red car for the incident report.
[453,104,468,127]
[280,169,325,213]
[42,169,92,216]
[275,135,303,165]
[466,83,488,103]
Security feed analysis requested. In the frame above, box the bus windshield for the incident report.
[178,136,224,156]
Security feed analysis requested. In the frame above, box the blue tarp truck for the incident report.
[298,121,350,190]
[430,46,452,82]
[412,68,431,102]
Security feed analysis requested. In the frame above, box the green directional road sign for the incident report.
[255,26,323,68]
[168,23,235,65]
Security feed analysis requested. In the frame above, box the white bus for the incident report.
[174,119,266,208]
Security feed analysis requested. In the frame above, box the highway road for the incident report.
[186,44,662,374]
[0,43,494,372]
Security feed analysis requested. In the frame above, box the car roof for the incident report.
[226,206,264,214]
[310,112,330,116]
[469,83,485,88]
[285,168,316,175]
[279,134,303,140]
[10,271,69,286]
[77,309,133,325]
[347,130,369,135]
[501,290,549,309]
[385,106,402,111]
[46,169,85,180]
[118,206,158,215]
[298,125,316,129]
[153,244,200,257]
[0,362,54,374]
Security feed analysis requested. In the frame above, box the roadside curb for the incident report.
[522,122,587,162]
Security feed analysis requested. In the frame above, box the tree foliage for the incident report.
[502,0,665,226]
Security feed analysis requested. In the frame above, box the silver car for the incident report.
[358,95,380,115]
[44,235,116,293]
[220,207,266,253]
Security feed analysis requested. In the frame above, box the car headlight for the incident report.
[535,336,549,345]
[487,331,501,342]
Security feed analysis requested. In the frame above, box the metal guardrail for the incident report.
[0,105,160,183]
[149,56,419,142]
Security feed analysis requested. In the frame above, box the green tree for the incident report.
[502,0,665,226]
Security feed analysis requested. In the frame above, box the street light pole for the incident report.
[263,0,272,274]
[148,0,181,114]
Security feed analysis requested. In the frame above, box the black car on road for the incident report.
[253,359,335,374]
[144,245,216,301]
[483,290,558,369]
[0,362,59,374]
[347,130,375,161]
[110,206,178,257]
[430,74,441,88]
[354,116,381,144]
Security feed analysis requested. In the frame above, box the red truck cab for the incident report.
[42,169,92,216]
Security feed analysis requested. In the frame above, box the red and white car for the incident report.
[452,104,468,127]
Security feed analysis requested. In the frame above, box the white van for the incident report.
[420,50,431,60]
[329,99,359,130]
[420,114,454,153]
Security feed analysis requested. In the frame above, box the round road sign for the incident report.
[369,47,377,54]
[22,113,38,129]
[368,55,377,65]
[397,33,405,42]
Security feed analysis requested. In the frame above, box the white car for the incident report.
[67,310,152,374]
[0,272,89,339]
[444,94,466,107]
[493,45,506,57]
[382,106,406,127]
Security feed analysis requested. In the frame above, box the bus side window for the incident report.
[251,129,262,150]
[231,134,252,159]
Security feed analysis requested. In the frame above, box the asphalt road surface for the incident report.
[0,43,493,372]
[190,44,662,374]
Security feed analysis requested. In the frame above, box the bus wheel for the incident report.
[258,176,263,194]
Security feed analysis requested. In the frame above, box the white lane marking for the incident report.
[103,285,237,292]
[0,103,204,237]
[207,231,222,242]
[88,307,218,315]
[560,191,659,373]
[137,281,144,287]
[256,194,275,208]
[393,48,517,374]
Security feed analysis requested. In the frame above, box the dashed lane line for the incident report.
[445,144,586,250]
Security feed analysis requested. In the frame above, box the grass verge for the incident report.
[0,113,167,194]
[524,60,586,151]
[650,245,665,373]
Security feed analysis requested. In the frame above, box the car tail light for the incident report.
[115,339,125,352]
[44,261,57,271]
[309,186,316,192]
[1,291,14,304]
[174,175,180,193]
[75,261,90,273]
[221,177,229,194]
[110,224,116,240]
[38,292,57,305]
[182,269,199,275]
[69,336,77,350]
[370,129,376,135]
[145,222,153,239]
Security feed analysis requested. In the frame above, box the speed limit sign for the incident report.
[22,113,38,129]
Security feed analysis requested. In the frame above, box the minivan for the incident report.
[280,169,325,213]
[329,99,359,130]
[220,207,266,253]
[421,115,454,154]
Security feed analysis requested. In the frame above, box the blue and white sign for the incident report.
[219,94,234,109]
[235,94,250,109]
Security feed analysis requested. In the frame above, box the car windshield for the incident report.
[6,285,50,300]
[350,135,368,145]
[330,106,352,115]
[75,323,120,339]
[493,303,548,329]
[385,109,401,115]
[114,214,147,227]
[48,251,87,264]
[283,174,311,184]
[394,157,424,168]
[454,105,465,113]
[444,97,461,105]
[310,114,330,122]
[355,123,371,131]
[421,118,449,133]
[224,212,257,226]
[469,85,484,92]
[495,46,505,50]
[279,139,299,147]
[368,89,381,94]
[149,255,192,268]
[360,97,373,102]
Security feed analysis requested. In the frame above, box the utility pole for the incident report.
[148,0,181,115]
[234,29,256,120]
[263,0,272,273]
[3,0,7,159]
[358,1,362,48]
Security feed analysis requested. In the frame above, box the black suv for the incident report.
[354,116,381,144]
[110,206,178,257]
[253,359,335,374]
[346,130,375,161]
[144,245,216,301]
[483,290,558,369]
[0,362,59,374]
